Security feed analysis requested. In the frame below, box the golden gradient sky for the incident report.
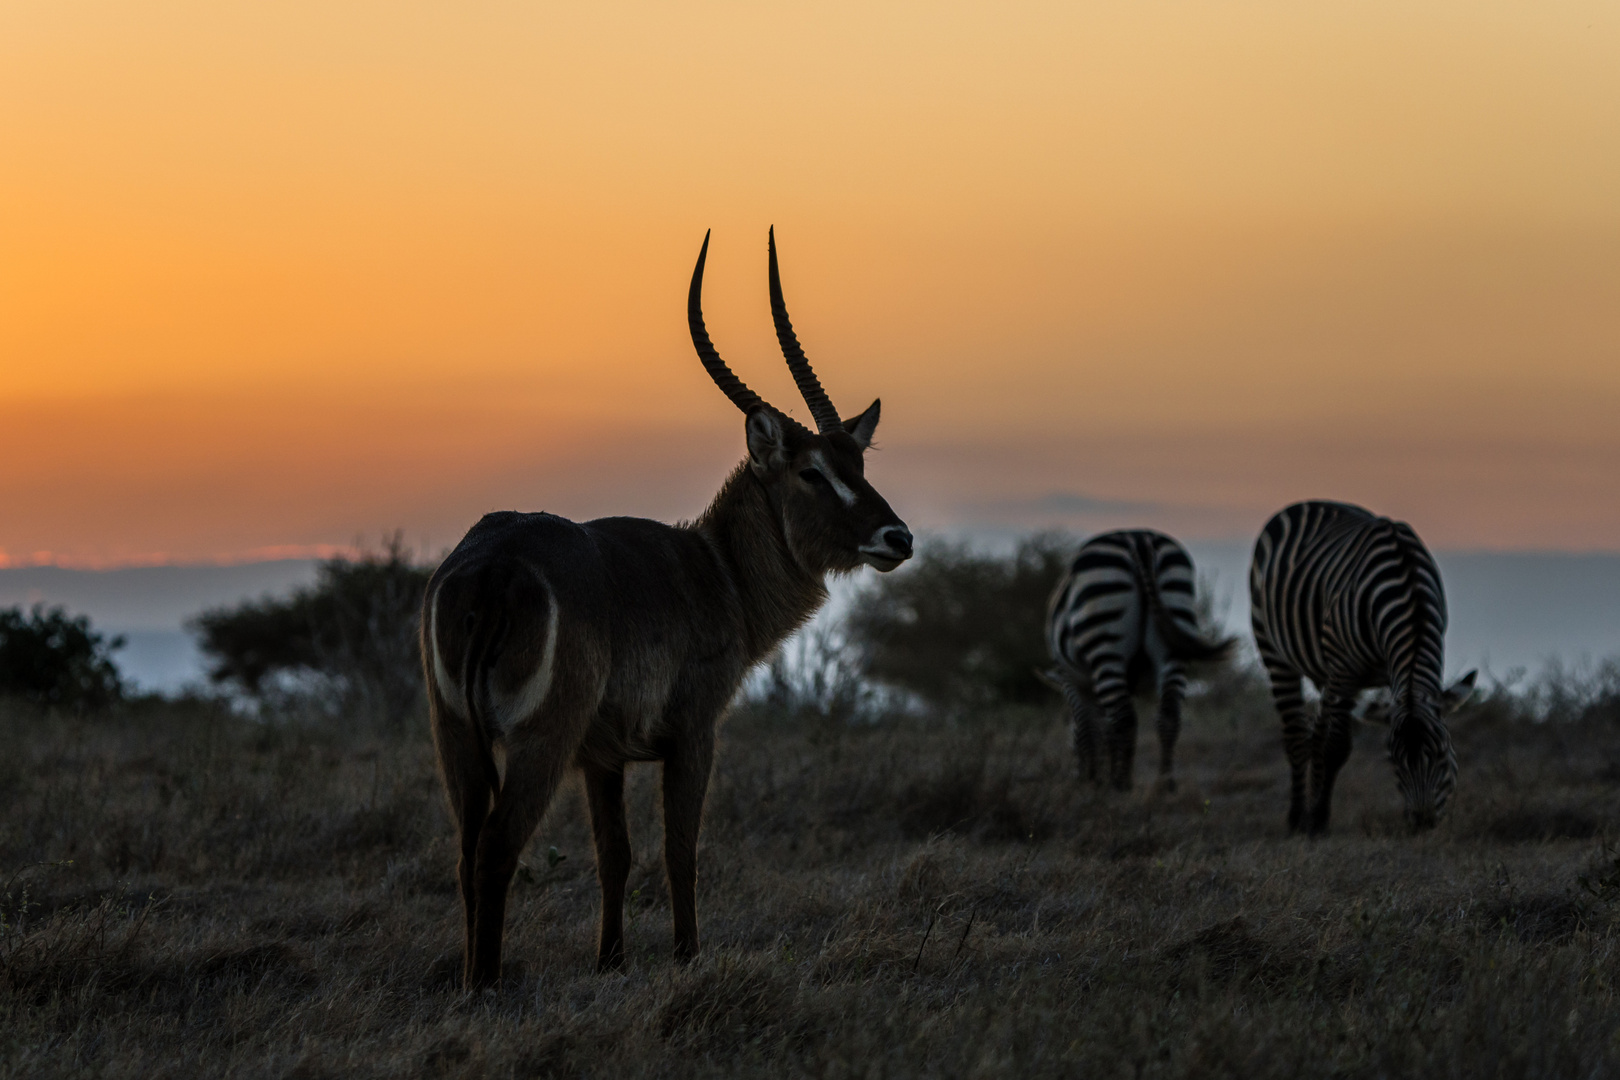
[3,1,1618,564]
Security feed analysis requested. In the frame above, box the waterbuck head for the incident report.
[1357,670,1478,829]
[689,229,913,575]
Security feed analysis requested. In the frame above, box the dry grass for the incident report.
[4,685,1620,1078]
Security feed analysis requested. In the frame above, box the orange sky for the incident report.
[3,1,1618,564]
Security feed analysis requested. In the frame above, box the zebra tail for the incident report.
[1131,537,1236,664]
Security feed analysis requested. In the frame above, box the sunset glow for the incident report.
[5,1,1618,563]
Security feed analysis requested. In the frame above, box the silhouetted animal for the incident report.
[1043,529,1232,791]
[422,230,913,988]
[1249,500,1476,835]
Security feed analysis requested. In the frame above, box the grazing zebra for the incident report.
[1043,530,1234,792]
[1249,500,1477,835]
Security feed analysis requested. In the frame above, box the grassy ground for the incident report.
[4,683,1620,1078]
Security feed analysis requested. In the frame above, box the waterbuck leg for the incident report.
[1264,662,1311,834]
[1309,688,1356,836]
[1155,659,1188,794]
[468,731,578,990]
[429,700,494,989]
[661,732,715,963]
[584,763,631,972]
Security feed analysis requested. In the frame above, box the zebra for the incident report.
[1043,530,1234,792]
[1249,500,1477,835]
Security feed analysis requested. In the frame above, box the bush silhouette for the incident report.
[0,604,125,709]
[845,534,1072,713]
[189,538,433,729]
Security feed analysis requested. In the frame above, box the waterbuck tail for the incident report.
[457,606,504,789]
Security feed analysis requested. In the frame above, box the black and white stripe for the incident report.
[1045,530,1233,791]
[1249,500,1476,834]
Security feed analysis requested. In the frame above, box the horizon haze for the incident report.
[5,545,1618,694]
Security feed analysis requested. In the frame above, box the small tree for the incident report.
[845,534,1073,714]
[0,605,125,710]
[190,537,433,729]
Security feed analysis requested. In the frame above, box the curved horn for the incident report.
[689,231,808,435]
[768,227,843,434]
[689,230,767,416]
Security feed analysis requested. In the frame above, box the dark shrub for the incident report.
[844,534,1072,713]
[0,604,125,710]
[189,537,433,729]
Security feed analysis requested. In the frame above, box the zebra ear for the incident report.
[1034,666,1068,693]
[1441,670,1479,716]
[1352,691,1393,727]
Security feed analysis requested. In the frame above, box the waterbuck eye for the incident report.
[799,468,830,488]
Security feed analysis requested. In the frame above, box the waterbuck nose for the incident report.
[882,526,913,559]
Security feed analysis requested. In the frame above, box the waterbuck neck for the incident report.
[689,460,830,661]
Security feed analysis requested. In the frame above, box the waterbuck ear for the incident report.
[745,409,790,476]
[843,399,881,450]
[1442,670,1479,715]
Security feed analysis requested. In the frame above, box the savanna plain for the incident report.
[6,665,1620,1079]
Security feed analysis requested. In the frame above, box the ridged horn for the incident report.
[689,230,769,416]
[768,227,842,434]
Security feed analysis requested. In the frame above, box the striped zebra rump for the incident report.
[1249,500,1476,835]
[1045,530,1233,792]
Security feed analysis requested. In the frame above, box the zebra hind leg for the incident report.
[1308,692,1356,835]
[1154,660,1187,794]
[1061,681,1099,785]
[1264,665,1311,834]
[1103,695,1139,792]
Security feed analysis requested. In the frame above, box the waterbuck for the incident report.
[422,230,913,988]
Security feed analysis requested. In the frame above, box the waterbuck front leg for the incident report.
[1308,686,1356,836]
[583,763,631,972]
[661,729,715,963]
[1154,658,1188,794]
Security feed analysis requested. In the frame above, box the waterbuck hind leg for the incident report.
[583,763,631,972]
[661,732,716,963]
[429,699,495,989]
[468,724,584,990]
